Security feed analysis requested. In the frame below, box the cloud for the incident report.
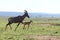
[0,0,60,13]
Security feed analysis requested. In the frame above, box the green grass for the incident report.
[0,17,60,40]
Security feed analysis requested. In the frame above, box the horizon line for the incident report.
[0,11,60,14]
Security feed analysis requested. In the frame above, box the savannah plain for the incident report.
[0,17,60,40]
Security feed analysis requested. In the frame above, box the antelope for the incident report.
[22,20,32,29]
[5,10,30,31]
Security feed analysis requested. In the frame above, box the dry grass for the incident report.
[24,35,60,40]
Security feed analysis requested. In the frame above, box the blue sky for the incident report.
[0,0,60,13]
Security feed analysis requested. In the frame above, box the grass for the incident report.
[0,17,60,40]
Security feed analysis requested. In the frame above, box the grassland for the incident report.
[0,17,60,40]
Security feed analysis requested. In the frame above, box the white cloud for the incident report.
[0,0,60,13]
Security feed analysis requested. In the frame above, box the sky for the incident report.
[0,0,60,13]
